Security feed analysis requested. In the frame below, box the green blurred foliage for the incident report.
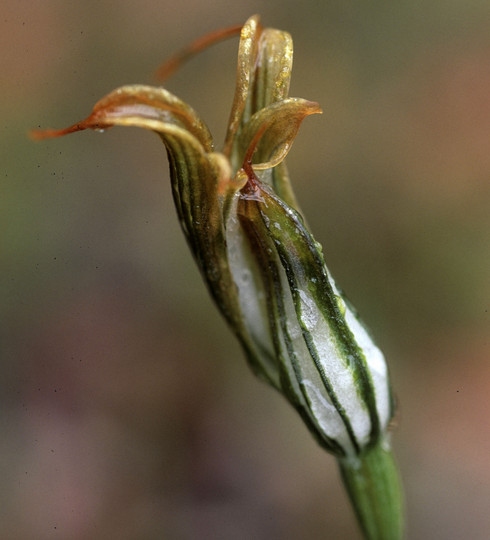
[2,1,490,538]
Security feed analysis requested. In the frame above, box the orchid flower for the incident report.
[33,15,403,539]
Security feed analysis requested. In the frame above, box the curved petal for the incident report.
[33,84,245,332]
[31,85,214,152]
[240,98,322,171]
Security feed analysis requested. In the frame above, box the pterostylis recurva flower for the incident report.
[32,15,403,539]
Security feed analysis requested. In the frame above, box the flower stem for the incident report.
[338,439,403,540]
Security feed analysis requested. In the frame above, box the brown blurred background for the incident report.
[2,1,490,538]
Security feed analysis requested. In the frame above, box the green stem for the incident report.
[338,439,404,540]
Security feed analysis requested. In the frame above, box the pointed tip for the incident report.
[29,122,89,140]
[154,23,243,83]
[29,115,113,140]
[303,100,323,116]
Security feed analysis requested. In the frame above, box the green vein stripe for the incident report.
[269,224,360,455]
[263,188,382,447]
[239,195,349,456]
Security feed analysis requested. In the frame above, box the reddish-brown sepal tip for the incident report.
[29,117,111,141]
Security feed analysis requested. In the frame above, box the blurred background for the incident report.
[2,1,490,538]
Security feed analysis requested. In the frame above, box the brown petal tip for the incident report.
[154,23,243,82]
[29,118,111,140]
